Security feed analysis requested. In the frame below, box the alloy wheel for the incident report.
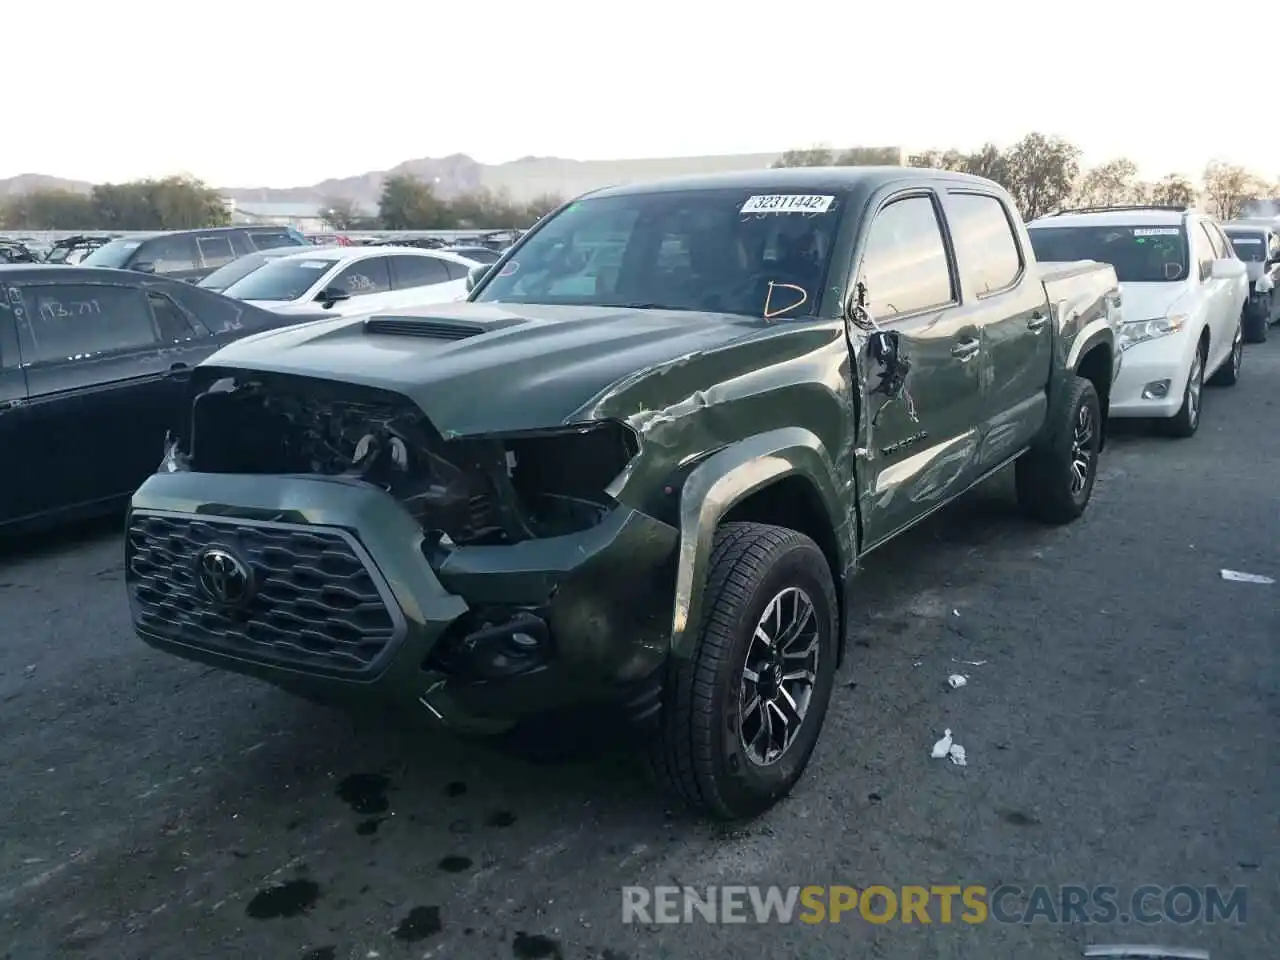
[739,586,819,767]
[1069,403,1094,497]
[1187,351,1203,427]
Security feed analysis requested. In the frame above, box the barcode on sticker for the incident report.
[1232,237,1263,244]
[1132,228,1180,237]
[740,194,835,214]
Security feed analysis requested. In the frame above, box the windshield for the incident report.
[472,188,847,318]
[80,239,141,268]
[222,257,336,301]
[198,254,268,291]
[1224,230,1267,262]
[1028,225,1189,283]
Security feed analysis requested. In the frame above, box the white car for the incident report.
[1027,207,1248,437]
[218,246,479,318]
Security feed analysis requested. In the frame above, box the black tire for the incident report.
[1162,340,1206,438]
[1014,375,1101,525]
[648,522,838,820]
[1208,323,1242,387]
[1243,300,1269,343]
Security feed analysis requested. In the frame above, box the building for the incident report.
[222,199,339,233]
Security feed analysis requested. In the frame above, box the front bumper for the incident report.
[1107,335,1197,419]
[125,471,679,734]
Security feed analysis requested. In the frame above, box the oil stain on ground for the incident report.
[438,855,473,873]
[245,878,320,919]
[302,948,336,960]
[513,932,563,959]
[393,906,442,943]
[355,817,386,835]
[486,810,517,827]
[337,773,391,815]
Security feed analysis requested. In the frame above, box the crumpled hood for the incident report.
[1117,282,1191,322]
[202,301,772,437]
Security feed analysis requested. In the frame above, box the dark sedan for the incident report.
[0,266,330,533]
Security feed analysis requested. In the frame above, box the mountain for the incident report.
[0,150,788,210]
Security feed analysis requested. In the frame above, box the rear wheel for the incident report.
[648,522,838,820]
[1015,375,1101,525]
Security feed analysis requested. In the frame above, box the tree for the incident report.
[835,146,902,166]
[378,174,451,229]
[0,189,95,229]
[1003,133,1081,220]
[1073,158,1139,207]
[1149,173,1196,208]
[772,146,835,168]
[1202,161,1261,220]
[961,143,1011,187]
[518,193,565,224]
[89,176,228,229]
[320,196,362,230]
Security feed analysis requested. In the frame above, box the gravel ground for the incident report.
[1,339,1277,960]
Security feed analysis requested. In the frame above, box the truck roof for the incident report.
[584,166,1001,200]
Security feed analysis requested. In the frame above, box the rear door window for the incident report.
[388,255,452,289]
[139,235,198,274]
[196,235,237,269]
[19,283,158,363]
[147,291,202,341]
[945,192,1023,296]
[332,257,392,295]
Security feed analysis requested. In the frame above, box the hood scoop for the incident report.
[364,315,490,340]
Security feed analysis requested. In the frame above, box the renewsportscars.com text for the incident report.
[621,885,1247,925]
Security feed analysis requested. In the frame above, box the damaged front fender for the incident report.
[670,427,850,657]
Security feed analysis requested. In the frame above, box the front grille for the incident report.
[127,512,403,677]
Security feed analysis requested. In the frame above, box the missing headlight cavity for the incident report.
[180,369,635,546]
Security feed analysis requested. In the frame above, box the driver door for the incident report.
[853,192,985,551]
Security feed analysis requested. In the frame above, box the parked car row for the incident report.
[1024,204,1259,437]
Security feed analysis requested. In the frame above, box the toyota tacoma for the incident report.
[126,168,1122,819]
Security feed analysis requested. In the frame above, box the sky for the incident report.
[5,0,1267,188]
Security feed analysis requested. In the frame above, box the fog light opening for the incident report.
[1141,379,1171,400]
[429,610,552,680]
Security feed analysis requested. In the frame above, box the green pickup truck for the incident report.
[126,167,1122,819]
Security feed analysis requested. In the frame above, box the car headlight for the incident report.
[1118,314,1186,351]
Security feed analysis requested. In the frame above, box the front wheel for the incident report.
[1015,375,1101,525]
[648,522,839,820]
[1207,323,1242,387]
[1162,342,1205,438]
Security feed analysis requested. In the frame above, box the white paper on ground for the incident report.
[931,729,953,758]
[948,744,967,766]
[948,674,968,689]
[1221,569,1275,584]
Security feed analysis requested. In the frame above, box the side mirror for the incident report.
[1209,259,1246,280]
[465,263,491,293]
[315,286,350,308]
[132,261,156,274]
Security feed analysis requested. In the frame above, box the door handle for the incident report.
[1027,313,1049,332]
[951,339,980,359]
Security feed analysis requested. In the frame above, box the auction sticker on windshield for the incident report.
[1132,228,1180,237]
[741,195,835,214]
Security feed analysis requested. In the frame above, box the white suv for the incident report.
[1027,206,1248,437]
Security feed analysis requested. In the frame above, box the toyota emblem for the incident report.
[196,546,255,607]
